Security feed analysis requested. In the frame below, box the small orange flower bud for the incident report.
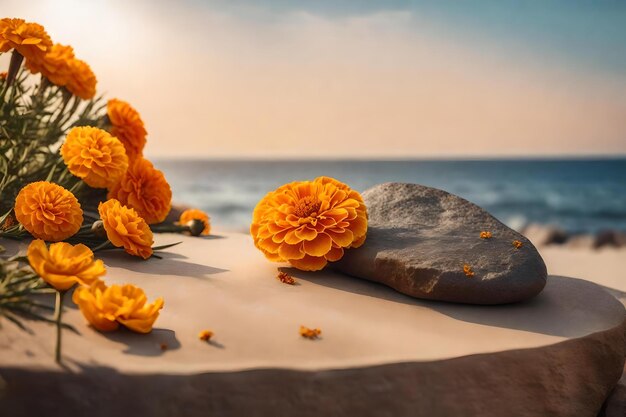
[463,264,475,277]
[480,231,492,239]
[512,240,523,249]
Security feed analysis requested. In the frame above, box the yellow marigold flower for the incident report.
[480,231,492,239]
[25,43,74,86]
[27,239,105,291]
[66,58,96,100]
[98,199,154,259]
[106,99,147,161]
[463,264,475,277]
[299,325,321,339]
[178,208,211,235]
[0,18,52,66]
[14,181,83,241]
[513,240,523,249]
[73,280,164,333]
[250,176,368,271]
[198,329,214,341]
[107,158,172,224]
[61,126,129,189]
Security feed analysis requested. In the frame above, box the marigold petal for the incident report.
[278,242,305,260]
[303,233,333,257]
[289,255,327,271]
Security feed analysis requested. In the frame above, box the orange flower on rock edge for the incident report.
[250,176,368,271]
[14,181,83,241]
[106,99,147,161]
[178,209,211,235]
[98,199,154,259]
[27,240,106,291]
[0,18,52,66]
[73,280,164,333]
[108,157,172,225]
[61,126,129,188]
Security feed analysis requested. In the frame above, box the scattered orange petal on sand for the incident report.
[463,264,475,277]
[480,231,492,239]
[198,330,214,341]
[513,240,523,249]
[277,271,296,285]
[300,325,321,339]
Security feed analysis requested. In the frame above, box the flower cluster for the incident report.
[1,17,175,260]
[250,176,368,271]
[25,238,163,362]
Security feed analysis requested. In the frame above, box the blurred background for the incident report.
[4,0,626,236]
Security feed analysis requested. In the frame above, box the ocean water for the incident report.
[156,159,626,234]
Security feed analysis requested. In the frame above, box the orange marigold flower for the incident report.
[73,280,164,333]
[14,181,83,241]
[0,18,52,66]
[178,208,211,236]
[300,325,321,339]
[463,264,475,277]
[480,231,492,239]
[98,199,154,259]
[277,271,296,285]
[106,99,147,161]
[27,239,105,291]
[250,176,368,271]
[0,71,7,80]
[61,126,129,189]
[66,58,96,100]
[107,158,172,224]
[198,329,214,341]
[513,240,523,249]
[25,43,74,86]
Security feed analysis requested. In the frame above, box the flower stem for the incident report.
[54,290,66,364]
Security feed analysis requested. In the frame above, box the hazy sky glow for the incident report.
[3,0,626,158]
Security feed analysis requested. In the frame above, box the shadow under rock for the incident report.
[98,327,181,356]
[288,268,625,339]
[100,250,228,278]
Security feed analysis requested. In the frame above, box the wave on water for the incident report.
[156,158,626,234]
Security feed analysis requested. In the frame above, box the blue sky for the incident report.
[205,0,626,77]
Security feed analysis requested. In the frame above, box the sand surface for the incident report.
[0,231,623,374]
[540,245,626,304]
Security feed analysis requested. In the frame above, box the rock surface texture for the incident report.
[0,233,624,417]
[336,183,548,304]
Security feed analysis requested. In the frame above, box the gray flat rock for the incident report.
[335,183,548,304]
